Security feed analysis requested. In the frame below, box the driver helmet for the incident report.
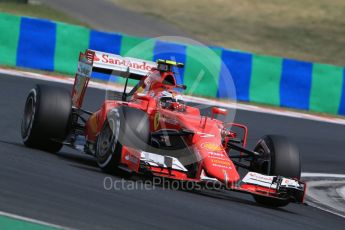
[159,90,186,111]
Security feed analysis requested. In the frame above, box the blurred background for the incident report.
[1,0,344,65]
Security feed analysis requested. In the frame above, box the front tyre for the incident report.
[21,84,72,153]
[252,135,301,207]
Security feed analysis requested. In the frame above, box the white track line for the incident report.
[303,200,345,219]
[302,172,345,219]
[302,172,345,179]
[1,67,345,125]
[337,186,345,201]
[0,210,69,229]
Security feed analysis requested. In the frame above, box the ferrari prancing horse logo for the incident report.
[154,112,160,130]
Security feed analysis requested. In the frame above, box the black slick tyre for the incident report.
[21,84,72,153]
[252,135,301,207]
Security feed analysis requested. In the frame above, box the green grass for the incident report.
[111,0,345,66]
[0,215,58,230]
[0,1,86,26]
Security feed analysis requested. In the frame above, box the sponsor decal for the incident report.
[72,52,93,108]
[77,61,92,78]
[208,156,227,161]
[212,163,232,169]
[281,178,300,187]
[154,112,160,130]
[197,132,215,138]
[201,142,223,152]
[88,114,98,134]
[93,54,100,62]
[208,151,224,157]
[72,76,88,107]
[144,72,162,86]
[242,172,276,188]
[247,172,273,182]
[144,77,151,86]
[124,154,139,165]
[210,158,232,169]
[96,54,153,71]
[211,159,232,166]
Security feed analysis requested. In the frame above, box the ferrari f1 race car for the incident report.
[21,49,305,207]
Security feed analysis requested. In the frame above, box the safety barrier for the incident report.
[0,13,344,115]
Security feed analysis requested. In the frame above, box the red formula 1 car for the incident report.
[21,49,305,207]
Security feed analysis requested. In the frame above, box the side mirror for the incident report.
[211,107,227,119]
[176,84,187,90]
[176,63,184,68]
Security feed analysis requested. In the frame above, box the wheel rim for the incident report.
[22,94,35,139]
[251,145,271,175]
[97,118,119,166]
[97,124,113,158]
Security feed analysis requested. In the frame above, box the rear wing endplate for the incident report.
[71,49,157,108]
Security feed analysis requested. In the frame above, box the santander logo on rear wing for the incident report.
[91,50,157,78]
[72,49,157,108]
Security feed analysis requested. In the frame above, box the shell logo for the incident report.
[88,113,98,133]
[201,142,223,152]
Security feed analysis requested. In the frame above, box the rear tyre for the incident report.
[251,135,301,207]
[21,84,72,153]
[96,106,150,173]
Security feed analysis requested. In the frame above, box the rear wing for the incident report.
[71,49,157,108]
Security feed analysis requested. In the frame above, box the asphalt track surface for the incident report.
[0,74,345,229]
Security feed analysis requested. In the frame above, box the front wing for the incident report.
[119,146,306,203]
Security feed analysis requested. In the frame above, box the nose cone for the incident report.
[198,142,240,184]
